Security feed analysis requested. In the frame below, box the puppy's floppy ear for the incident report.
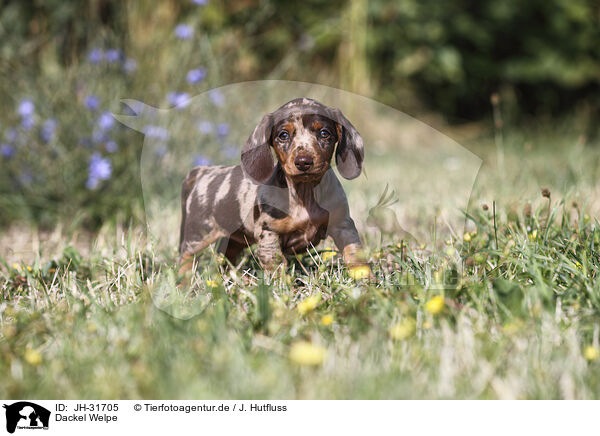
[329,108,364,180]
[241,113,274,183]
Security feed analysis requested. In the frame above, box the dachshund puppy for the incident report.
[179,97,366,273]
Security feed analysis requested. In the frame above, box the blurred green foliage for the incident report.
[2,0,598,119]
[0,0,598,227]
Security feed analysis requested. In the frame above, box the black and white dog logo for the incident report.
[3,402,50,434]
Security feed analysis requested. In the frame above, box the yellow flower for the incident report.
[574,261,583,271]
[321,250,337,262]
[348,265,371,280]
[289,341,326,366]
[11,263,20,271]
[26,266,32,272]
[297,294,320,315]
[425,296,444,315]
[321,314,334,326]
[205,280,219,288]
[24,348,43,366]
[584,346,599,361]
[528,229,538,241]
[463,232,471,242]
[389,318,415,340]
[502,321,521,335]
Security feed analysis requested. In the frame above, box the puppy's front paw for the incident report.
[343,244,373,280]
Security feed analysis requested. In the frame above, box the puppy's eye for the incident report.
[319,128,331,139]
[278,131,290,141]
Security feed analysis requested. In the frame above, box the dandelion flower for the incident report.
[205,280,219,288]
[321,250,337,262]
[389,318,415,340]
[289,341,326,366]
[297,294,320,315]
[425,296,444,315]
[321,314,334,326]
[24,348,42,366]
[584,346,599,361]
[348,265,371,280]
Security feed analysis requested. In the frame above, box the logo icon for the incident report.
[3,402,50,434]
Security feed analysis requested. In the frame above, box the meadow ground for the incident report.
[2,124,600,399]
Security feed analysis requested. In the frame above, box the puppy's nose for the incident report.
[294,155,314,172]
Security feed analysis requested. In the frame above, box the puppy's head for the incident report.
[241,98,364,183]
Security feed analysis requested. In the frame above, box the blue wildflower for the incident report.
[105,141,118,153]
[41,119,57,143]
[85,95,101,111]
[79,137,93,148]
[222,145,238,159]
[208,89,225,107]
[105,49,121,63]
[91,129,108,144]
[174,24,194,40]
[5,128,17,142]
[166,92,191,109]
[88,48,103,64]
[197,120,213,134]
[21,116,35,131]
[155,144,168,157]
[192,0,208,5]
[216,122,230,138]
[97,112,115,131]
[186,67,207,84]
[143,125,170,141]
[86,153,112,189]
[18,99,35,118]
[193,155,212,166]
[1,143,14,158]
[19,171,33,186]
[123,58,137,74]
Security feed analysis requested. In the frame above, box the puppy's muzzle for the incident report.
[294,154,314,172]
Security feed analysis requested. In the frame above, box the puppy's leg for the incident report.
[256,229,286,271]
[178,228,225,275]
[329,217,367,267]
[216,237,246,265]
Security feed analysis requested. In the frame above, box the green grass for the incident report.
[2,132,600,399]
